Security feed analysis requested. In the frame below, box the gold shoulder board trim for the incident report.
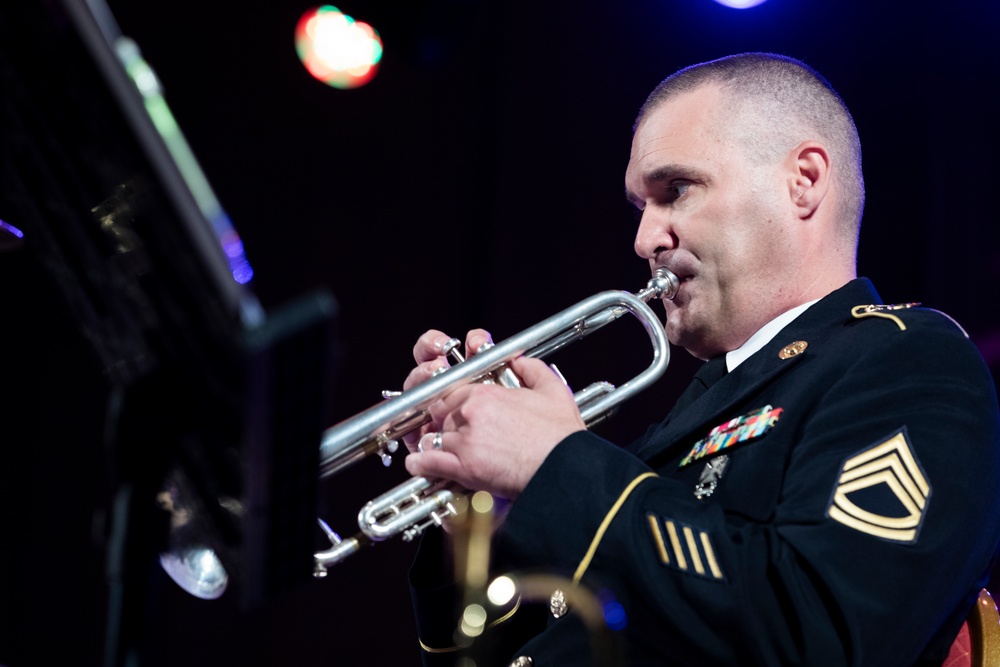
[851,303,920,331]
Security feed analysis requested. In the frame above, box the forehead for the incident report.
[626,85,728,184]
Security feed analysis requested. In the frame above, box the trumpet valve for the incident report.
[378,440,398,467]
[376,435,399,467]
[401,503,458,542]
[442,337,465,363]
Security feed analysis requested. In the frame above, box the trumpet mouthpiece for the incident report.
[646,268,680,301]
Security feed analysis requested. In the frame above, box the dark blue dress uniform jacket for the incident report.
[410,278,1000,666]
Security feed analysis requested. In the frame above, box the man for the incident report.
[402,53,1000,665]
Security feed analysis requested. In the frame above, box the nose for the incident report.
[633,207,677,261]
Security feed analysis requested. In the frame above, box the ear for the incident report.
[786,141,831,220]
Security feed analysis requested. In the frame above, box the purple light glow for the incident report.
[213,219,254,284]
[0,219,25,239]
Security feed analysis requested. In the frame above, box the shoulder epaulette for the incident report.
[851,303,920,331]
[850,303,969,338]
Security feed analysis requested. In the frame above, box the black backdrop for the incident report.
[6,0,1000,664]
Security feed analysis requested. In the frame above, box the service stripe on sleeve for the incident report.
[646,514,726,582]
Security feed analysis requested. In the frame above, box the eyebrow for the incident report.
[625,163,705,207]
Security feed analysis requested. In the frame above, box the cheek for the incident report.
[709,197,784,280]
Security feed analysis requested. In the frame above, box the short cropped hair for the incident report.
[636,53,865,236]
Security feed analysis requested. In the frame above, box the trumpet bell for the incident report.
[159,547,228,600]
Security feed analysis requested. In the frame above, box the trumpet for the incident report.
[313,268,679,575]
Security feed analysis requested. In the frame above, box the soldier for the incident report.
[403,53,1000,666]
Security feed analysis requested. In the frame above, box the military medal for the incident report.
[679,405,783,468]
[681,405,784,497]
[694,455,729,499]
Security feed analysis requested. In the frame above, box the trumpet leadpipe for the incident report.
[318,279,673,479]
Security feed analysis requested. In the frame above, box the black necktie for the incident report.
[633,355,729,462]
[695,355,729,390]
[671,355,728,414]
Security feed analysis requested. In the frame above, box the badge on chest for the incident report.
[680,405,784,498]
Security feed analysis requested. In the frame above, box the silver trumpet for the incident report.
[313,268,680,575]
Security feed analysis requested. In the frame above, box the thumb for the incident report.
[508,356,570,393]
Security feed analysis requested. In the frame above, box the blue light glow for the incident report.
[712,0,769,8]
[602,600,628,631]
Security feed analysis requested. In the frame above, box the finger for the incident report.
[427,384,477,428]
[405,447,467,484]
[416,430,450,453]
[402,420,441,451]
[465,329,494,357]
[402,358,451,391]
[413,330,455,364]
[401,401,449,451]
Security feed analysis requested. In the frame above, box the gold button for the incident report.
[779,340,808,359]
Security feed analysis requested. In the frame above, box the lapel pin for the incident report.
[779,340,808,359]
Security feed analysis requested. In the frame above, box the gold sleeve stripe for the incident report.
[647,514,670,564]
[682,526,706,575]
[665,520,688,571]
[573,472,658,583]
[648,515,726,581]
[700,532,724,580]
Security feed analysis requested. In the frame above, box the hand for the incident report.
[400,329,494,452]
[404,354,587,501]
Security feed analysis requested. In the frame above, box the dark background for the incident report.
[4,0,1000,664]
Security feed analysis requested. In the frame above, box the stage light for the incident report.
[711,0,769,8]
[0,219,25,250]
[295,6,383,89]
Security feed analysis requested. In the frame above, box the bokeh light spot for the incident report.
[295,6,382,89]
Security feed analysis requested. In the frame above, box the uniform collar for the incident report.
[725,298,820,372]
[635,278,882,463]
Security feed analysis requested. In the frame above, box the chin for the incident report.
[665,320,719,361]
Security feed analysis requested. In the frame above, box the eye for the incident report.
[664,181,691,203]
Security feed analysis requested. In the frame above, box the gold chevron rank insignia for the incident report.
[645,514,725,582]
[826,430,931,543]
